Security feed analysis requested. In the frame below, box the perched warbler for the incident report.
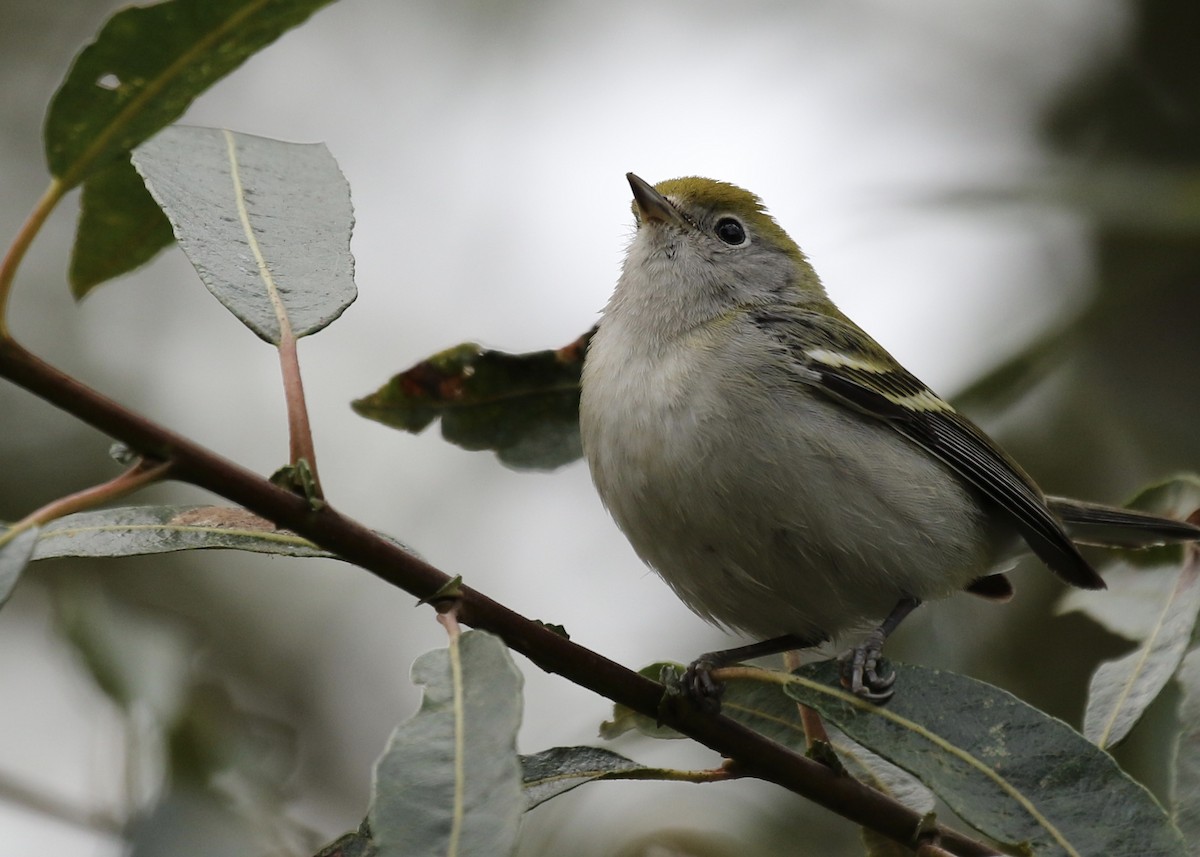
[580,173,1200,704]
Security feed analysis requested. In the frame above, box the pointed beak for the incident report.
[627,173,687,228]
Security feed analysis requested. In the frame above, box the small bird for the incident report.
[580,173,1199,704]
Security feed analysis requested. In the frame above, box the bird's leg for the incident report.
[838,595,922,703]
[685,632,827,713]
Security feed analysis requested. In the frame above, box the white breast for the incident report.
[580,314,998,643]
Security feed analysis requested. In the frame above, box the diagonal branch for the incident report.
[0,335,999,857]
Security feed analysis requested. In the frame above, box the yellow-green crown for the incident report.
[653,177,803,258]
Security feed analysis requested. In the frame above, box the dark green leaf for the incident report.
[0,527,38,608]
[369,631,524,857]
[353,329,592,471]
[708,668,936,815]
[597,660,932,821]
[70,157,175,296]
[44,0,336,189]
[1172,650,1200,845]
[315,824,377,857]
[132,126,356,342]
[20,505,333,560]
[520,746,647,809]
[785,661,1187,857]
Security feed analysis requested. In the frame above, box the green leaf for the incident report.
[44,0,336,190]
[707,668,936,814]
[166,682,296,797]
[56,581,193,719]
[1083,545,1200,749]
[0,527,38,608]
[13,505,334,561]
[369,631,524,857]
[315,824,378,857]
[827,727,934,816]
[131,126,356,342]
[784,662,1187,857]
[70,157,175,297]
[121,681,301,852]
[353,329,592,471]
[1171,650,1200,845]
[597,661,934,818]
[520,746,647,809]
[599,662,684,740]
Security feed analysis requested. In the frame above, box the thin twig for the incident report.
[0,458,172,548]
[0,180,66,337]
[277,329,321,493]
[783,649,829,750]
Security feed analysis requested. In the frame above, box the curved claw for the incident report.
[838,640,896,704]
[683,657,724,713]
[836,596,919,704]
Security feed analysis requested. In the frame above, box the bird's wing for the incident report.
[753,308,1105,590]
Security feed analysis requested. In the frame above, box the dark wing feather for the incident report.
[755,309,1105,590]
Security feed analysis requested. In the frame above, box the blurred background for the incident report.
[2,0,1199,854]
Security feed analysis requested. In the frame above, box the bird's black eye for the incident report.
[715,217,747,246]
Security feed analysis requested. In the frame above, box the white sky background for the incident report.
[0,0,1130,853]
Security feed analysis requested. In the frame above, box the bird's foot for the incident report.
[678,633,828,714]
[837,628,896,704]
[682,656,724,714]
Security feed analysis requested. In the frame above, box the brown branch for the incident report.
[0,335,998,857]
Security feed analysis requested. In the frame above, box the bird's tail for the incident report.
[1049,496,1200,549]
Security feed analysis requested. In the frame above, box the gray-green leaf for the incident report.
[1083,547,1200,749]
[16,505,332,561]
[785,661,1186,857]
[132,126,356,343]
[520,746,646,809]
[369,631,524,857]
[0,527,38,608]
